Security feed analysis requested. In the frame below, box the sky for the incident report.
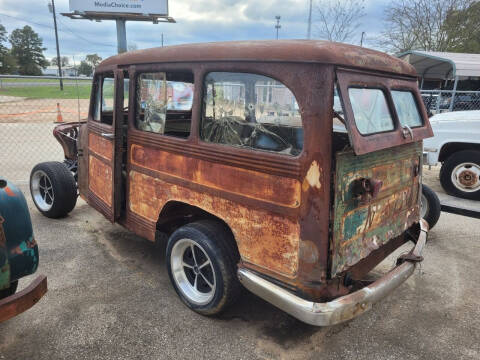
[0,0,390,62]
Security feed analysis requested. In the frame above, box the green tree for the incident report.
[9,25,48,75]
[85,54,102,68]
[51,56,70,67]
[443,1,480,52]
[77,60,93,76]
[0,23,16,74]
[380,0,473,53]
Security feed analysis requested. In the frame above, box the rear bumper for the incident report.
[0,275,47,323]
[238,220,428,326]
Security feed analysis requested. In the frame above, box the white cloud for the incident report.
[0,0,389,60]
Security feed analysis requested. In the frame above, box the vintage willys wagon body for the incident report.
[30,40,433,325]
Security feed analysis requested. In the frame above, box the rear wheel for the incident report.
[166,220,241,316]
[30,162,77,218]
[420,184,441,229]
[440,150,480,200]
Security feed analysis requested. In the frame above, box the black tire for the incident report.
[30,161,77,218]
[166,220,241,316]
[421,184,441,230]
[440,150,480,200]
[0,280,18,300]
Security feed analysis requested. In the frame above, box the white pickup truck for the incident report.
[423,110,480,200]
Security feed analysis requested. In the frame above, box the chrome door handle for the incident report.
[402,125,413,140]
[101,133,115,140]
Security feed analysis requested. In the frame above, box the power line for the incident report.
[0,12,116,49]
[56,16,117,48]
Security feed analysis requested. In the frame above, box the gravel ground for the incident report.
[0,181,479,360]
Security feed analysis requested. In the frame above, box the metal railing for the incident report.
[421,90,480,115]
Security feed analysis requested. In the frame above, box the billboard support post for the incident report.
[116,19,127,54]
[62,1,175,54]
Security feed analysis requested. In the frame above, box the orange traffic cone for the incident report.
[55,103,64,123]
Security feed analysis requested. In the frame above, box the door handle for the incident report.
[101,133,115,140]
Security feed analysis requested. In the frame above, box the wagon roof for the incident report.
[98,40,417,77]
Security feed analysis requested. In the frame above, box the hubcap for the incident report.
[170,239,216,305]
[451,162,480,193]
[31,170,54,211]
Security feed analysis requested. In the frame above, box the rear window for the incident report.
[348,88,394,135]
[391,90,422,128]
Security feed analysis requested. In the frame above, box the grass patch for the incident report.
[0,78,91,84]
[0,85,92,99]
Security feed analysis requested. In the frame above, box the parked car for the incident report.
[0,178,47,323]
[423,110,480,200]
[31,40,432,326]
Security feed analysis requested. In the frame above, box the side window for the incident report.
[201,72,303,156]
[391,90,423,128]
[93,73,115,125]
[348,88,394,135]
[135,71,194,138]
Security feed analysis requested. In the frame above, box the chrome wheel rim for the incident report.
[31,170,54,211]
[451,162,480,193]
[420,193,429,219]
[170,239,216,305]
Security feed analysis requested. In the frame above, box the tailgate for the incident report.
[331,142,422,276]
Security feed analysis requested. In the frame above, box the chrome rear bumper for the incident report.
[238,220,428,326]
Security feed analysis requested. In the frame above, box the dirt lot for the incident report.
[0,96,89,124]
[0,180,479,360]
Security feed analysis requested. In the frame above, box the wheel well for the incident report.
[156,201,235,240]
[439,142,480,162]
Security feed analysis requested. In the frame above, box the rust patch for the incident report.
[89,133,113,161]
[89,156,112,206]
[128,170,300,277]
[130,144,301,208]
[303,161,322,192]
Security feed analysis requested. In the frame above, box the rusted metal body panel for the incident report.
[331,142,422,276]
[0,275,47,323]
[88,156,113,206]
[89,133,113,161]
[130,144,301,208]
[98,40,416,78]
[129,170,301,277]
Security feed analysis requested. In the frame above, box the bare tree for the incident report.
[380,0,473,53]
[314,0,366,43]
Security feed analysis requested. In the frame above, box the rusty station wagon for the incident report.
[30,40,432,325]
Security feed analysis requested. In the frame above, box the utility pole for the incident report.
[360,31,366,47]
[307,0,313,39]
[161,33,164,47]
[275,16,281,40]
[49,0,63,90]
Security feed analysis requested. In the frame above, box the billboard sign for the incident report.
[69,0,168,16]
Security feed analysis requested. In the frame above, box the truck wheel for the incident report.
[420,184,441,229]
[166,220,241,316]
[30,162,77,218]
[0,281,18,300]
[440,150,480,200]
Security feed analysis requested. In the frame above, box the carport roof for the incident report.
[398,50,480,79]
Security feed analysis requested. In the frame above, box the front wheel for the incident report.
[440,150,480,200]
[30,162,77,218]
[166,220,241,316]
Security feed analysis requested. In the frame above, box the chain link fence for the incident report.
[1,75,479,183]
[0,75,91,183]
[421,90,480,115]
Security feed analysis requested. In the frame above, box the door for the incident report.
[87,70,124,222]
